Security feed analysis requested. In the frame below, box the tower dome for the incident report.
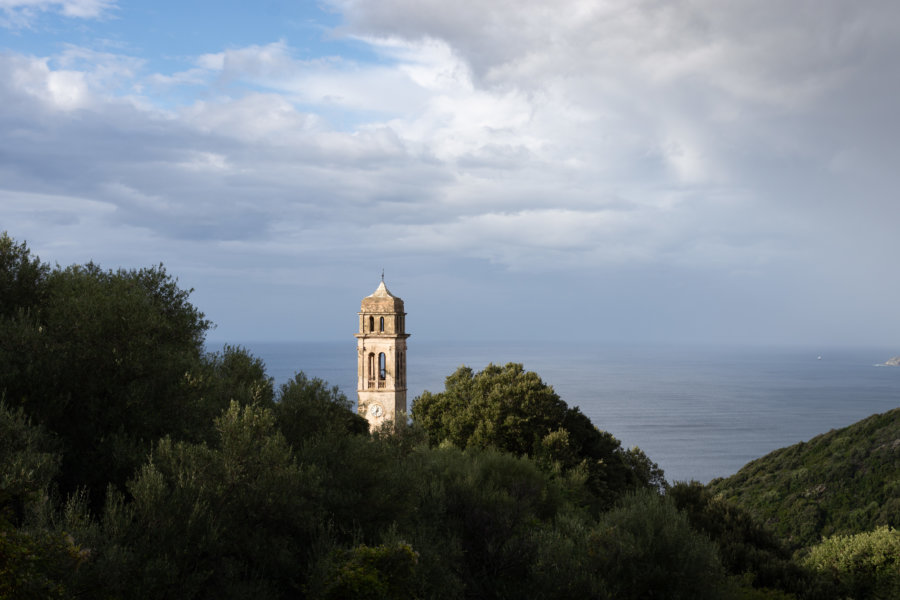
[361,280,405,313]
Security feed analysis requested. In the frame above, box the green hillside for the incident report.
[709,407,900,548]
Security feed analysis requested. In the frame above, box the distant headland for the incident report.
[881,356,900,366]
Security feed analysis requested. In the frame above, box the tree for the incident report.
[0,402,58,527]
[803,526,900,599]
[592,490,727,600]
[87,402,326,600]
[412,363,665,509]
[311,542,419,600]
[0,232,49,319]
[413,363,566,456]
[401,445,578,599]
[0,236,214,503]
[0,402,86,599]
[274,371,368,444]
[0,234,50,420]
[0,526,87,600]
[669,481,836,599]
[183,344,277,445]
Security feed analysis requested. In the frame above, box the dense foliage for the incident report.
[412,362,667,510]
[709,408,900,548]
[0,234,215,503]
[803,526,900,599]
[0,402,87,599]
[1,232,893,599]
[669,482,835,599]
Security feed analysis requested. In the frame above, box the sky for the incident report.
[2,0,899,347]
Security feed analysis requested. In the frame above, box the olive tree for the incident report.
[412,362,666,510]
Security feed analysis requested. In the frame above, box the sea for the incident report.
[222,340,900,485]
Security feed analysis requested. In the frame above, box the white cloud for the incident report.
[178,151,230,173]
[2,46,146,112]
[5,53,91,110]
[0,0,115,25]
[44,68,88,109]
[194,41,431,118]
[330,0,900,185]
[181,93,323,142]
[196,41,296,80]
[55,45,144,86]
[146,68,211,89]
[3,1,900,344]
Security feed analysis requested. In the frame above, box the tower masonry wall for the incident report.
[355,280,409,430]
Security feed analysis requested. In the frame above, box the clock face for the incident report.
[369,403,385,418]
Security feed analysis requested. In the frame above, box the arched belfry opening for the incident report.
[355,279,409,430]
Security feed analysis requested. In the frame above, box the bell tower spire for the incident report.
[355,279,409,430]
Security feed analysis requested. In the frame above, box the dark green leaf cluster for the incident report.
[0,232,214,502]
[709,408,900,549]
[670,482,836,599]
[0,399,738,600]
[275,371,369,443]
[593,489,725,600]
[0,233,49,320]
[0,402,88,598]
[81,402,324,599]
[412,362,666,510]
[314,541,419,600]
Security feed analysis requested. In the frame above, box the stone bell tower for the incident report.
[356,278,409,430]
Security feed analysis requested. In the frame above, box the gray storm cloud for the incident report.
[2,0,899,344]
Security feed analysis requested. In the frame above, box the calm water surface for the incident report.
[227,340,900,484]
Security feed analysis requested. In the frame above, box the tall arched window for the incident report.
[367,353,375,380]
[379,316,384,332]
[369,316,374,332]
[378,352,386,379]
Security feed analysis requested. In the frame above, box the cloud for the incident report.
[330,1,900,175]
[1,47,145,112]
[325,1,900,242]
[0,0,115,26]
[193,41,433,121]
[0,10,881,276]
[3,53,89,110]
[2,1,900,344]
